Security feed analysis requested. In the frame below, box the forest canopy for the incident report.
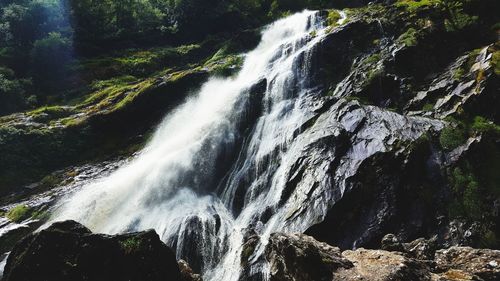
[0,0,340,115]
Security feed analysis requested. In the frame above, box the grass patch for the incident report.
[76,44,201,79]
[28,106,75,123]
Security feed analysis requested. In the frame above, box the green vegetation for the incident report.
[395,0,440,14]
[422,103,435,111]
[39,174,62,188]
[396,0,479,31]
[449,166,482,219]
[120,237,142,254]
[0,0,339,116]
[327,10,342,26]
[491,49,500,76]
[365,53,381,65]
[6,204,32,222]
[441,0,478,31]
[28,106,75,122]
[441,115,499,237]
[364,68,383,87]
[397,28,418,47]
[439,115,500,151]
[471,116,500,134]
[439,124,467,150]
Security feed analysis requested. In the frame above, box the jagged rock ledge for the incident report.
[244,233,500,281]
[1,220,201,281]
[3,221,500,281]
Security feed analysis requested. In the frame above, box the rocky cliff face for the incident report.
[302,3,500,250]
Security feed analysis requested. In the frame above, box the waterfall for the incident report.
[49,10,341,281]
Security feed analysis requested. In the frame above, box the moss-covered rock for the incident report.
[2,220,184,281]
[5,205,32,223]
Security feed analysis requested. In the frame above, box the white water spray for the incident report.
[50,10,340,281]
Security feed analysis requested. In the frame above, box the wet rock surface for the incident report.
[2,220,186,281]
[263,233,500,281]
[0,2,499,281]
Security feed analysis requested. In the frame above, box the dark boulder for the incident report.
[2,220,183,281]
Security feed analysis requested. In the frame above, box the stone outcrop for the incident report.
[263,233,500,281]
[434,247,500,281]
[2,220,199,281]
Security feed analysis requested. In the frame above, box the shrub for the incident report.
[449,167,482,220]
[471,116,500,134]
[31,32,73,95]
[439,123,467,150]
[441,0,478,32]
[397,28,418,47]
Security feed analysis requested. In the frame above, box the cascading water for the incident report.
[48,10,345,281]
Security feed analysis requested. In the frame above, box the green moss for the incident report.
[453,67,466,81]
[365,53,381,65]
[31,209,50,220]
[397,27,418,47]
[364,68,383,87]
[120,237,142,254]
[327,10,342,26]
[113,79,155,111]
[76,44,201,80]
[202,48,244,77]
[6,205,32,223]
[28,106,75,123]
[395,0,440,14]
[422,103,434,112]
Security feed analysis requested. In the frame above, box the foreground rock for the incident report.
[263,233,500,281]
[2,220,199,281]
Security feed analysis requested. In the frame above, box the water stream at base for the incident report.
[48,10,345,281]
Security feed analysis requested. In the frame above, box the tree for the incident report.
[440,0,478,31]
[31,32,72,96]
